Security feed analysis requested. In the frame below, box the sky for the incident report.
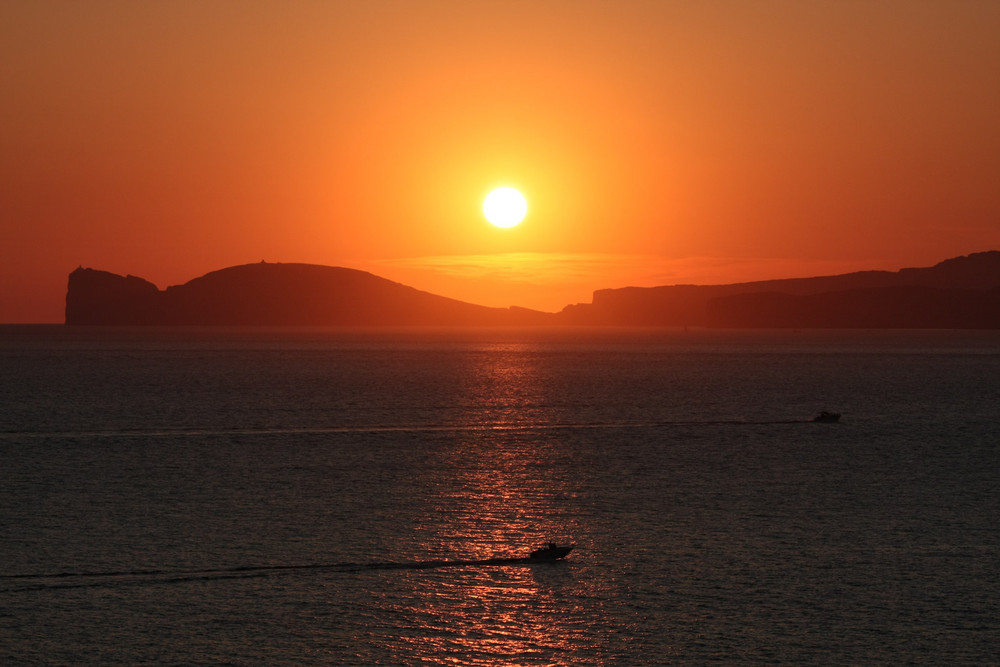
[2,1,999,323]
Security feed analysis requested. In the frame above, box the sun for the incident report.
[483,187,527,228]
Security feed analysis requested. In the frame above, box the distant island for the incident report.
[66,251,1000,328]
[65,263,550,326]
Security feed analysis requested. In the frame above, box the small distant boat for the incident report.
[529,543,574,560]
[812,411,841,423]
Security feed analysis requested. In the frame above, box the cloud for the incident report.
[363,252,910,312]
[375,252,894,289]
[375,253,668,286]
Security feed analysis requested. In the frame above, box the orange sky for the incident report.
[2,1,999,322]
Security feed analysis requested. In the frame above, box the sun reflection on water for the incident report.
[373,342,613,664]
[381,566,598,665]
[453,342,551,431]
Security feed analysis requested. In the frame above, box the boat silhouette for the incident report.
[528,543,575,560]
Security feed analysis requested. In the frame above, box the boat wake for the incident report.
[1,418,832,441]
[0,556,567,593]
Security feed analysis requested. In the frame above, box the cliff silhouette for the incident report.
[66,251,1000,328]
[559,251,1000,328]
[66,263,552,326]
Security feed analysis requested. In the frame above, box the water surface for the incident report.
[2,326,998,664]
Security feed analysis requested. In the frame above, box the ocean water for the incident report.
[1,325,998,665]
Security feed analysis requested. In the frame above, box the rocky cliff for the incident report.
[65,268,161,325]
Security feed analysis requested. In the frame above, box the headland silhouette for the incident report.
[66,251,1000,328]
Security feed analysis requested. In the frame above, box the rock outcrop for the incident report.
[65,268,161,325]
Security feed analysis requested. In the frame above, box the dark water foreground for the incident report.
[2,326,998,664]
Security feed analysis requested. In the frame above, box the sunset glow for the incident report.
[1,2,999,321]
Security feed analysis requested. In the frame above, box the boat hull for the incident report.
[528,545,574,560]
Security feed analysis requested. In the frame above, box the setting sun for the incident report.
[483,187,528,228]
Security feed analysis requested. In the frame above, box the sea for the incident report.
[1,325,998,665]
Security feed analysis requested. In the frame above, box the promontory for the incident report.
[66,252,1000,328]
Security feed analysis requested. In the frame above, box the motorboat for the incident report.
[529,543,574,560]
[812,411,841,423]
